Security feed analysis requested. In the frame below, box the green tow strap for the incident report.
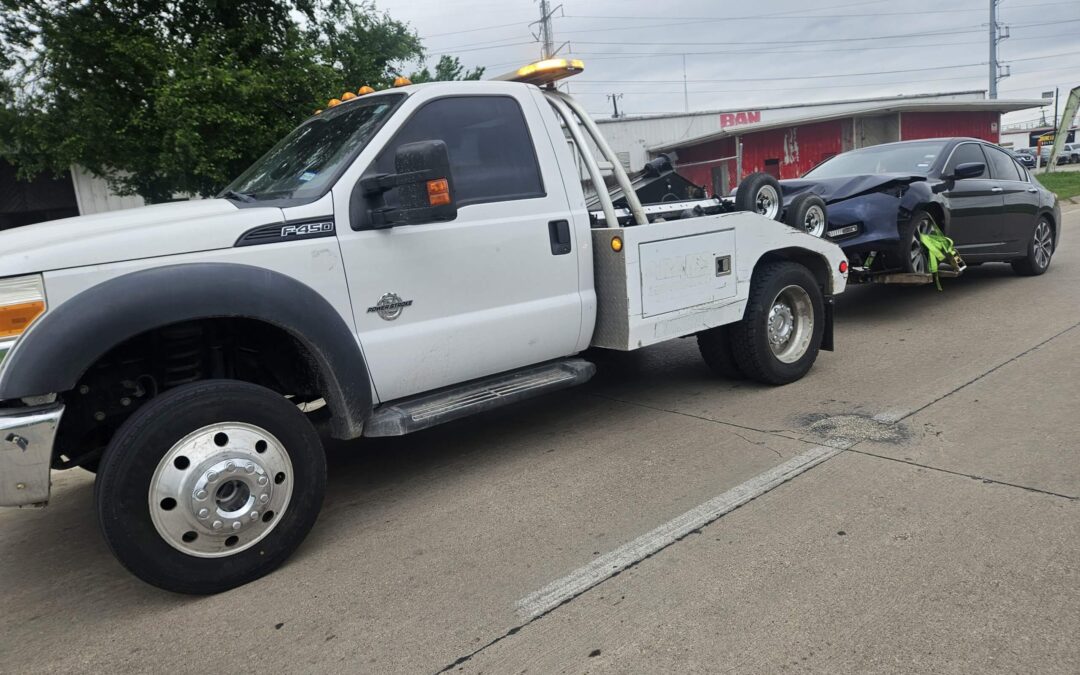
[917,224,961,291]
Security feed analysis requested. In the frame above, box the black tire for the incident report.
[892,208,938,273]
[95,379,326,594]
[730,262,824,385]
[696,326,745,379]
[1011,217,1054,276]
[734,172,783,221]
[784,193,828,237]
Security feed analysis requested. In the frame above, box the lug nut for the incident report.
[197,508,209,519]
[212,520,223,530]
[93,412,106,422]
[257,476,268,486]
[79,385,90,395]
[207,471,218,483]
[250,511,259,520]
[259,494,270,504]
[225,461,235,472]
[245,462,256,474]
[232,521,242,530]
[195,489,208,500]
[120,397,131,407]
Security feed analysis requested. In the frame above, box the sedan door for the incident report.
[940,142,1004,256]
[983,144,1040,257]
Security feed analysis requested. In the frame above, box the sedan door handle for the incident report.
[1027,187,1039,193]
[991,187,1004,193]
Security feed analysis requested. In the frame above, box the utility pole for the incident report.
[532,1,565,60]
[1054,87,1060,129]
[989,0,1010,98]
[682,54,689,113]
[607,93,623,119]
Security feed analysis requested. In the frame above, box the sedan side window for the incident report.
[985,146,1022,181]
[945,143,988,178]
[372,95,545,209]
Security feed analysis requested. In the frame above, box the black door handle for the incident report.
[548,220,572,255]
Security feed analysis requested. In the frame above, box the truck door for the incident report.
[338,93,583,403]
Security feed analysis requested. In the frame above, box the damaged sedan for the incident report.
[780,138,1061,276]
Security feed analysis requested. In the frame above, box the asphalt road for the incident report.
[3,206,1079,674]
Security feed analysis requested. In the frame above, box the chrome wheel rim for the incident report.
[767,285,814,364]
[803,204,826,237]
[910,216,935,273]
[149,422,293,558]
[1033,220,1053,269]
[755,185,780,220]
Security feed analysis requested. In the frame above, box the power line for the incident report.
[574,62,989,85]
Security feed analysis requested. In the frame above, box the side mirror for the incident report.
[951,162,985,180]
[357,140,457,228]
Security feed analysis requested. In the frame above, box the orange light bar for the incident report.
[494,58,585,86]
[393,76,412,87]
[341,91,356,100]
[0,300,45,339]
[358,85,375,95]
[327,98,342,107]
[427,178,450,206]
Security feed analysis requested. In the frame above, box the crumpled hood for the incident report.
[0,199,284,277]
[780,173,926,204]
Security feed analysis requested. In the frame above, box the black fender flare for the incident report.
[0,263,371,439]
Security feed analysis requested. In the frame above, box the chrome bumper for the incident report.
[0,405,63,506]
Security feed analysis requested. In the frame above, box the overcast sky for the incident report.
[374,0,1079,128]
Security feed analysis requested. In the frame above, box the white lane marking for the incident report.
[515,445,843,619]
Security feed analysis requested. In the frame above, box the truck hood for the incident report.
[0,200,284,277]
[780,173,926,204]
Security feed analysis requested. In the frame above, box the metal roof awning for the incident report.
[648,99,1046,153]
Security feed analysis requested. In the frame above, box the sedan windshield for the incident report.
[221,94,403,202]
[804,141,948,179]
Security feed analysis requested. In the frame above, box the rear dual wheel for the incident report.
[95,380,326,594]
[698,262,824,385]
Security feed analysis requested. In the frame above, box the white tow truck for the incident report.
[0,59,847,593]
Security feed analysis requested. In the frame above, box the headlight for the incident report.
[0,275,47,364]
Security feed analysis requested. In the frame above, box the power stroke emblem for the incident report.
[367,292,413,321]
[281,221,334,237]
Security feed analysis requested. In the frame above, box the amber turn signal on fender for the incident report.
[427,178,450,206]
[610,236,623,252]
[0,300,45,339]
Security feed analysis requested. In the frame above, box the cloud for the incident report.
[378,0,1077,126]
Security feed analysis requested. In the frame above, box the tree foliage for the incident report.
[0,1,439,202]
[410,55,484,84]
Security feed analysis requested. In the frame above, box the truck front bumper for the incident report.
[0,404,64,506]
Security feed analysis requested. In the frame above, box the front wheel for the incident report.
[730,262,825,385]
[1011,217,1054,276]
[894,209,937,273]
[95,380,326,594]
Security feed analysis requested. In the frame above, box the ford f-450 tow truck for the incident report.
[0,59,848,593]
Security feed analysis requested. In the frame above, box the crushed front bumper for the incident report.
[0,405,64,506]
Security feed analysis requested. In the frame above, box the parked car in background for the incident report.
[779,138,1060,276]
[1061,143,1080,164]
[1038,144,1070,166]
[1013,147,1036,168]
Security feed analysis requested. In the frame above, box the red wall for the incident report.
[900,111,1000,143]
[675,119,844,194]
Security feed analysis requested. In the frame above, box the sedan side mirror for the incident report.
[355,140,457,228]
[952,162,985,180]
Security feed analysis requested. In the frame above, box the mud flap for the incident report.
[821,295,835,352]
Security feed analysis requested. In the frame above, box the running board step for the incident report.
[363,358,596,437]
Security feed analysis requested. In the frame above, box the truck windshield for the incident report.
[804,141,948,179]
[221,94,403,203]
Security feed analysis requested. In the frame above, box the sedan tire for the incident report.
[1011,217,1054,277]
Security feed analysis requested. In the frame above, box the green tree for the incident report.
[0,0,423,202]
[410,55,485,84]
